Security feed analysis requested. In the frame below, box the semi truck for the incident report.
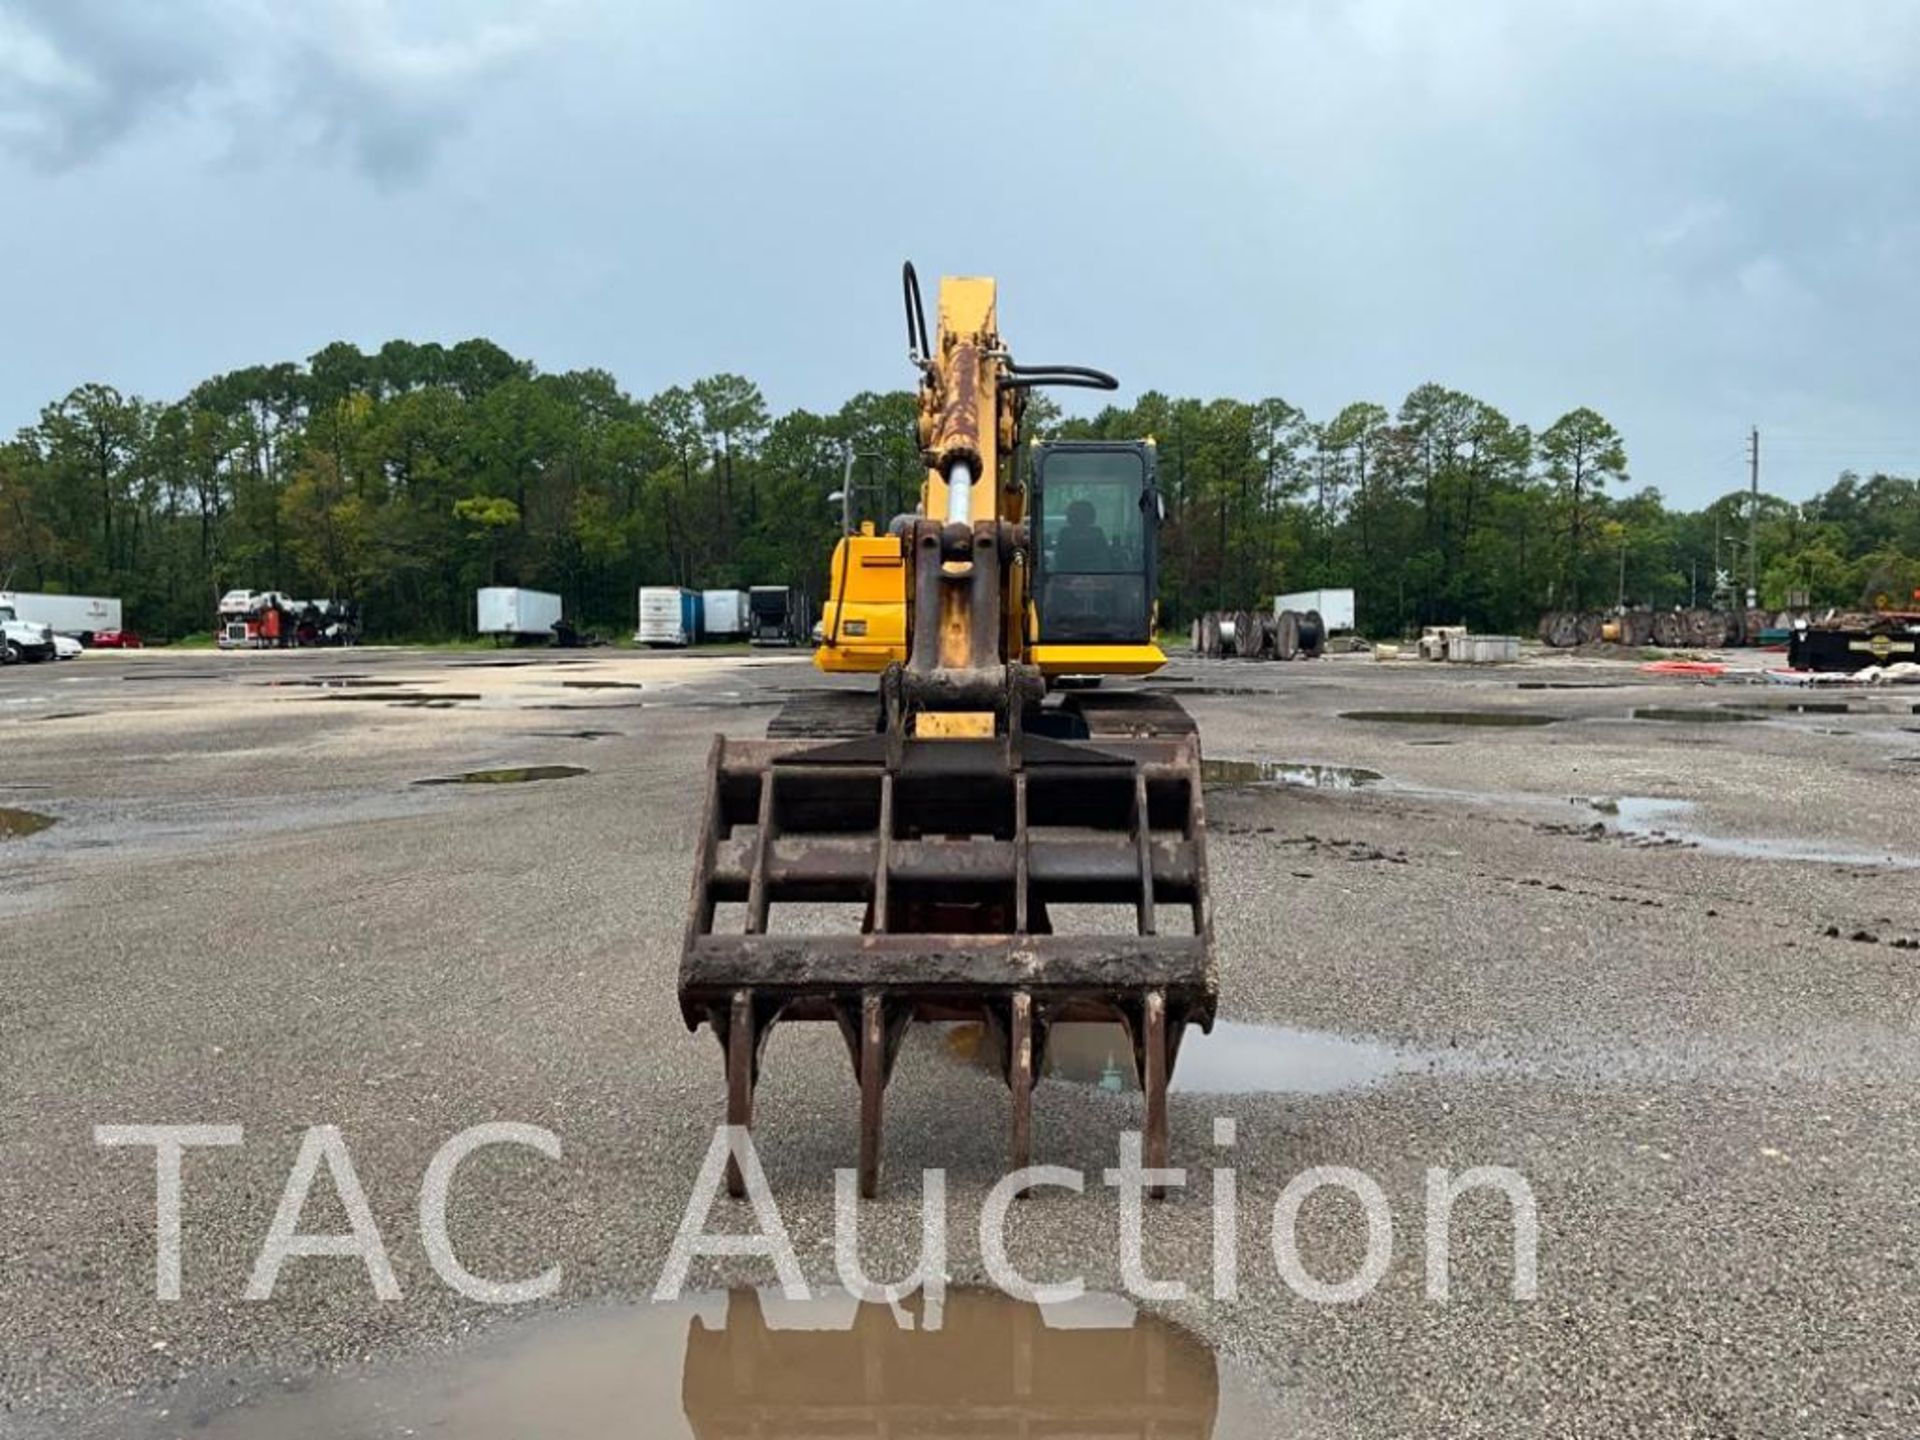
[477,587,564,642]
[0,591,121,643]
[748,585,807,646]
[0,598,57,663]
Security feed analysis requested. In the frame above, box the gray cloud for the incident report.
[0,0,1915,503]
[0,0,546,179]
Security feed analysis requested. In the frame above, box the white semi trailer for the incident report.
[701,589,749,639]
[1274,588,1355,633]
[477,587,563,641]
[0,591,122,641]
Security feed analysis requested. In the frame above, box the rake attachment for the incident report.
[680,720,1215,1198]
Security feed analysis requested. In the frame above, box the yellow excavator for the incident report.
[681,264,1214,1197]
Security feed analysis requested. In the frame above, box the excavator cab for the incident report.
[1029,440,1160,655]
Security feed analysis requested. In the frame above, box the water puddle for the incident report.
[415,765,590,786]
[1342,710,1556,727]
[1630,707,1760,724]
[119,1287,1275,1440]
[530,729,622,739]
[951,1019,1475,1095]
[328,691,482,704]
[1723,699,1851,715]
[1603,797,1920,868]
[262,677,399,689]
[0,807,58,840]
[1201,759,1382,791]
[559,679,644,690]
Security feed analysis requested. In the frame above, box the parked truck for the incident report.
[748,585,807,646]
[0,591,121,643]
[701,589,750,640]
[216,591,359,648]
[477,587,564,643]
[637,586,702,647]
[0,598,57,663]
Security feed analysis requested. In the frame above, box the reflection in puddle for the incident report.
[1630,707,1760,724]
[415,765,590,786]
[0,806,58,839]
[1605,797,1920,868]
[1201,759,1383,790]
[951,1020,1473,1095]
[130,1288,1274,1439]
[1342,710,1556,727]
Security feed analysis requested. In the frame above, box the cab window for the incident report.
[1039,451,1144,575]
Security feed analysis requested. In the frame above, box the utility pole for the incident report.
[1746,426,1760,609]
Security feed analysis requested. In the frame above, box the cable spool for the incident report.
[1273,608,1300,661]
[1236,610,1265,660]
[1299,609,1326,658]
[1216,614,1238,656]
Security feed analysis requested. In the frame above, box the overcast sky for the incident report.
[2,0,1916,505]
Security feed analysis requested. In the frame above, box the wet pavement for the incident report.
[5,645,1920,1438]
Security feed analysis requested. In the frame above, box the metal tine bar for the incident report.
[684,736,726,945]
[745,766,778,934]
[1132,767,1155,936]
[1184,745,1208,938]
[1014,770,1030,934]
[873,770,893,934]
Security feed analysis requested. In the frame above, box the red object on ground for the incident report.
[1639,660,1726,676]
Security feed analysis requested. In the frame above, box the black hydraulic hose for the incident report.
[902,261,930,361]
[1000,361,1119,392]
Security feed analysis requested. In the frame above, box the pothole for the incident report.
[1630,707,1761,724]
[328,691,482,704]
[0,807,58,840]
[1342,710,1556,727]
[117,1287,1272,1440]
[262,677,400,689]
[1201,760,1383,790]
[949,1019,1481,1095]
[414,765,590,786]
[1723,699,1851,715]
[559,680,644,691]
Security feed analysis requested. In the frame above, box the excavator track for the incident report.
[766,689,882,739]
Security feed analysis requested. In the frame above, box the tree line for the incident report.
[1,338,1915,640]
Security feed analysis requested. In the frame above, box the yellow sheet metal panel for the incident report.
[1029,643,1168,676]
